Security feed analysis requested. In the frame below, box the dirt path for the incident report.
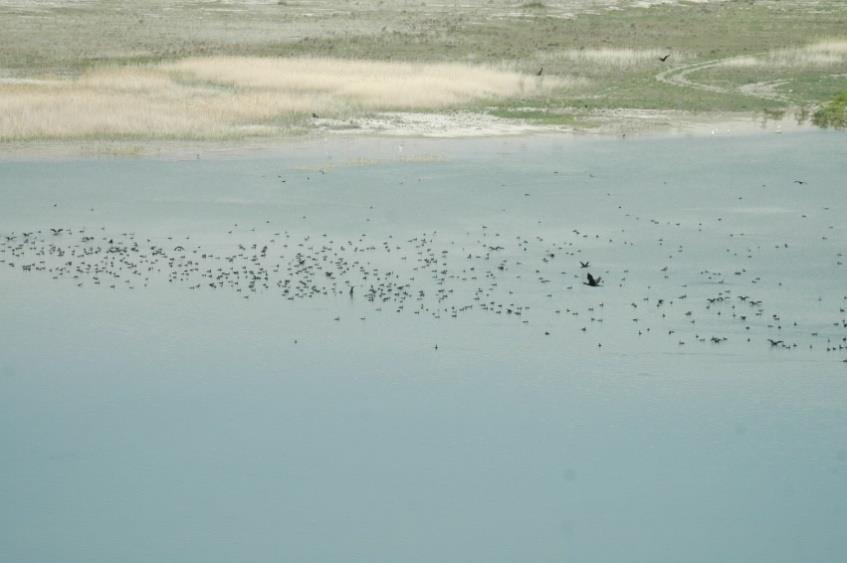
[655,57,790,103]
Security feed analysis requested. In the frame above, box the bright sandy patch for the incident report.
[0,57,574,142]
[315,111,555,137]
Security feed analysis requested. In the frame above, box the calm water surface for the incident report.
[1,131,846,562]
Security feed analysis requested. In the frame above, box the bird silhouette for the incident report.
[584,273,602,287]
[536,66,543,76]
[580,261,590,268]
[659,54,670,62]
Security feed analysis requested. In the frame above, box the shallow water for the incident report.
[1,131,846,562]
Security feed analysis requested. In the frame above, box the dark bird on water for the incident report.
[659,54,671,62]
[793,179,806,185]
[584,273,602,287]
[768,339,784,347]
[50,228,63,235]
[580,261,590,268]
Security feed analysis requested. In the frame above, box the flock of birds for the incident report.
[2,204,845,360]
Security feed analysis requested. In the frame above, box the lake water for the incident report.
[1,130,846,562]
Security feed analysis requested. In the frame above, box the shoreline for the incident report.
[0,109,827,162]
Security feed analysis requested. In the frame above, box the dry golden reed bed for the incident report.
[0,57,574,141]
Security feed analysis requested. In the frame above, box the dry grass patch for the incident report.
[721,39,847,68]
[549,48,684,69]
[0,57,574,141]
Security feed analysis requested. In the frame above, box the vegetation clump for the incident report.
[812,91,847,129]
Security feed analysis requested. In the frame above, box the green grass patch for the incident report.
[486,107,590,127]
[813,91,847,128]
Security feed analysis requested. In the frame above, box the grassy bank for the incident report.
[1,0,845,141]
